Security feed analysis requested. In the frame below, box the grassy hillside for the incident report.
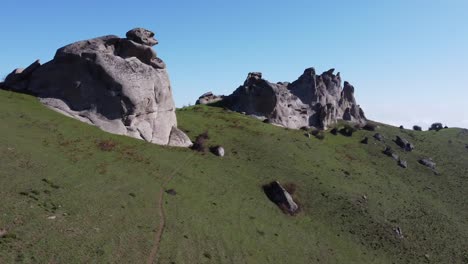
[0,90,467,263]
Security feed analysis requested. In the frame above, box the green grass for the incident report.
[0,90,467,263]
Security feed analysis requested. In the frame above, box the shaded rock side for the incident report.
[224,69,366,129]
[2,28,191,147]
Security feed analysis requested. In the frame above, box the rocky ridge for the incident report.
[201,68,367,129]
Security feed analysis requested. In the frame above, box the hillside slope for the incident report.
[0,90,467,263]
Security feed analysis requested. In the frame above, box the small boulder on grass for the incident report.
[398,159,408,168]
[360,137,369,144]
[210,146,225,157]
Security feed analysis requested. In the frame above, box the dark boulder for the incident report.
[361,137,369,144]
[263,181,299,215]
[395,136,414,151]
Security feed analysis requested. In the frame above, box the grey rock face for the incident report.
[225,68,366,129]
[263,181,299,215]
[196,91,225,105]
[2,29,191,147]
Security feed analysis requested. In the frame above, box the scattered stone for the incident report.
[399,125,404,129]
[330,128,338,135]
[395,136,414,151]
[224,68,366,130]
[373,133,384,141]
[413,125,422,131]
[263,181,299,215]
[47,216,56,220]
[419,158,436,170]
[398,159,408,168]
[196,91,225,105]
[305,133,311,138]
[1,28,191,147]
[360,137,368,144]
[424,254,430,260]
[210,146,225,157]
[393,226,404,239]
[165,189,177,196]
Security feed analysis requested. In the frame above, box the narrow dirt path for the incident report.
[147,154,195,264]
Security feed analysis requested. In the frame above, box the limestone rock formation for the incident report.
[224,69,366,129]
[1,28,191,147]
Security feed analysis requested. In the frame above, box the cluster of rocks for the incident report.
[1,28,192,147]
[197,69,367,130]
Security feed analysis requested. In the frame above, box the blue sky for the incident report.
[1,0,467,128]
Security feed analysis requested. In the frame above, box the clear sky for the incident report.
[1,0,467,129]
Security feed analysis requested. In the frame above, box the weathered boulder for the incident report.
[361,137,369,144]
[224,68,366,129]
[1,28,191,147]
[196,91,225,105]
[263,181,299,215]
[395,136,414,151]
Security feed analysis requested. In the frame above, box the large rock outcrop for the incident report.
[224,69,366,129]
[2,28,192,147]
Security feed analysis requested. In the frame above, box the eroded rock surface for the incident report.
[224,69,366,129]
[2,28,191,147]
